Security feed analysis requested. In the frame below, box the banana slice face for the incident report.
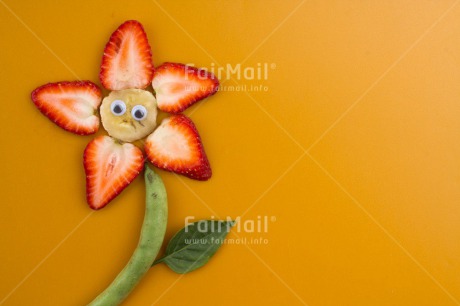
[100,89,157,142]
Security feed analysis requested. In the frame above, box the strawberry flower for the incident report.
[31,20,219,210]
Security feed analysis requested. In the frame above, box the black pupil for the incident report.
[113,104,123,114]
[134,109,144,119]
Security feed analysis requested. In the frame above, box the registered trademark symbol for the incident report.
[270,63,276,69]
[270,216,277,222]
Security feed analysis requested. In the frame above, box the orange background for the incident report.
[1,1,460,305]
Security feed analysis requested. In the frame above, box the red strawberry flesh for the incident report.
[31,81,102,135]
[100,20,154,90]
[145,114,212,180]
[152,63,219,114]
[84,136,144,209]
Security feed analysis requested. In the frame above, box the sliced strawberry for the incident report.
[84,136,144,209]
[152,63,219,114]
[145,114,212,180]
[100,20,154,90]
[31,81,102,135]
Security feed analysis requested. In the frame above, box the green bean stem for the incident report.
[88,166,168,306]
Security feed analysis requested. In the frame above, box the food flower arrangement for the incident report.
[31,20,233,305]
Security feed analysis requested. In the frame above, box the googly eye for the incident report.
[131,105,148,121]
[110,100,126,116]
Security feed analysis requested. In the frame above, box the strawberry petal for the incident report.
[100,20,154,90]
[84,136,144,209]
[31,81,102,135]
[145,114,212,180]
[152,63,219,114]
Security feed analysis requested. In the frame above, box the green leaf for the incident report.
[153,220,235,274]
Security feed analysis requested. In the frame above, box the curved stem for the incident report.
[88,166,168,306]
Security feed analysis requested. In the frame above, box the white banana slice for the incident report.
[100,89,157,142]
